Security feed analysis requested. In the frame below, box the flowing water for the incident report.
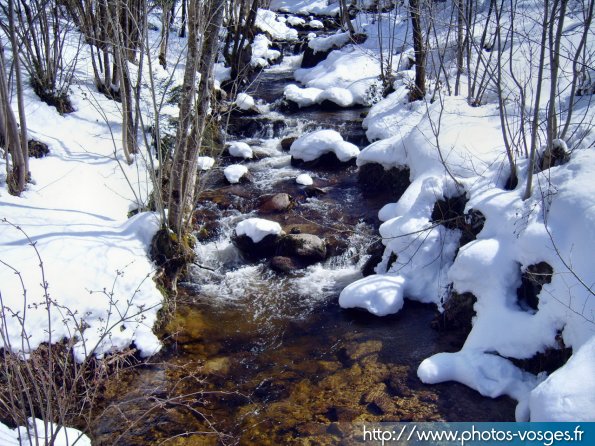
[91,48,515,446]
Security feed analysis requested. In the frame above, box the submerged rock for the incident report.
[358,163,410,198]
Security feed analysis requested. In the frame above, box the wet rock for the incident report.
[28,139,50,158]
[433,291,477,333]
[358,163,411,198]
[326,234,350,257]
[431,193,467,230]
[516,261,553,311]
[301,45,333,69]
[291,151,356,170]
[232,233,281,260]
[270,255,305,274]
[362,240,385,277]
[327,406,361,422]
[277,233,327,263]
[258,193,292,213]
[280,136,297,152]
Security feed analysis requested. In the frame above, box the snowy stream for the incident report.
[91,45,516,446]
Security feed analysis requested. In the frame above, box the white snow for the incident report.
[286,16,306,27]
[290,129,360,162]
[235,218,283,243]
[339,274,406,316]
[251,34,282,68]
[0,418,92,446]
[224,164,249,183]
[269,0,340,16]
[235,92,256,111]
[529,336,595,421]
[308,19,324,29]
[228,141,254,159]
[308,32,350,53]
[197,156,215,171]
[255,9,299,41]
[296,173,314,186]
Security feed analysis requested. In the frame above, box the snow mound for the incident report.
[418,351,539,421]
[308,19,324,29]
[339,274,406,316]
[290,129,359,162]
[269,0,340,16]
[224,164,249,183]
[251,34,281,68]
[308,32,350,53]
[296,173,314,185]
[0,418,92,446]
[228,141,254,159]
[529,336,595,421]
[197,156,215,171]
[294,47,384,107]
[235,218,283,243]
[235,92,256,111]
[256,9,299,41]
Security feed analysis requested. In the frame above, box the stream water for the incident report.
[91,45,515,446]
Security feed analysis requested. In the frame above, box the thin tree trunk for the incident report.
[409,0,426,101]
[524,0,550,200]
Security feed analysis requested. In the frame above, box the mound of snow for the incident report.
[296,173,314,185]
[308,32,350,53]
[529,336,595,421]
[251,34,281,67]
[269,0,340,16]
[256,9,298,41]
[294,48,385,107]
[290,129,359,162]
[339,274,406,316]
[235,218,283,243]
[284,84,323,108]
[228,141,254,159]
[0,418,92,446]
[308,19,324,29]
[197,156,215,171]
[287,16,306,27]
[235,92,256,111]
[224,164,248,183]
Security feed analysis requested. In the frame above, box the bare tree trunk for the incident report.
[0,36,27,195]
[159,1,173,68]
[561,0,594,139]
[546,0,568,151]
[167,0,201,236]
[179,0,187,37]
[454,0,464,96]
[523,0,550,200]
[167,0,225,237]
[409,0,426,101]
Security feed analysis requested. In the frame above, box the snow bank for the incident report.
[235,218,283,243]
[0,75,163,361]
[308,32,351,53]
[228,141,254,159]
[0,418,91,446]
[256,9,299,41]
[529,336,595,421]
[224,164,249,183]
[290,129,359,162]
[296,173,314,185]
[269,0,340,16]
[293,47,384,107]
[251,34,282,68]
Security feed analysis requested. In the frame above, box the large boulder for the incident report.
[258,193,292,213]
[277,233,327,264]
